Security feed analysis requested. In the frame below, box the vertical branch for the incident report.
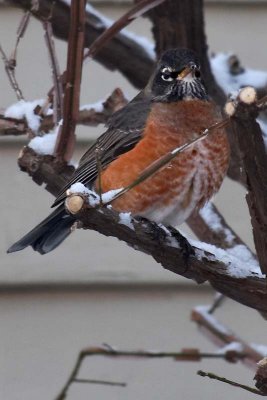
[10,11,31,68]
[231,101,267,276]
[0,44,24,100]
[54,0,86,162]
[43,19,63,124]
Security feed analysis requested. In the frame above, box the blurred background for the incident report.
[1,1,267,399]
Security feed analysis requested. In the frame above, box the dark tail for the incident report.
[7,205,75,255]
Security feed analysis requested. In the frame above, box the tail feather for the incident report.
[7,205,75,255]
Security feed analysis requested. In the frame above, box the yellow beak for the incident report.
[177,66,193,80]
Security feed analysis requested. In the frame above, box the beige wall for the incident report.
[1,287,266,400]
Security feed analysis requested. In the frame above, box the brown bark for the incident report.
[54,0,86,162]
[232,101,267,276]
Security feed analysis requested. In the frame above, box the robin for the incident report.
[8,48,229,255]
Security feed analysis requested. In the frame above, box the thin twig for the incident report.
[42,19,63,124]
[198,370,267,396]
[208,293,225,314]
[10,11,31,70]
[191,306,264,369]
[72,378,126,387]
[0,44,24,100]
[54,345,247,400]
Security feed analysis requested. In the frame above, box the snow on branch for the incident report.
[0,88,127,137]
[192,305,265,368]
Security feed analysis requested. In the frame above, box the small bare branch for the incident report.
[42,19,63,123]
[191,306,264,368]
[10,11,31,69]
[55,345,248,400]
[0,44,24,100]
[198,370,267,396]
[72,378,126,387]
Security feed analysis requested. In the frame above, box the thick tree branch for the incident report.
[231,99,267,276]
[14,146,267,313]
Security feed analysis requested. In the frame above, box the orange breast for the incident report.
[96,100,229,221]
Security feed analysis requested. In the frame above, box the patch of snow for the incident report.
[118,212,134,230]
[68,183,100,207]
[29,131,57,155]
[158,223,171,236]
[158,223,181,248]
[69,182,90,195]
[216,341,244,354]
[200,203,235,245]
[80,100,104,113]
[187,236,263,279]
[68,185,124,208]
[5,99,45,132]
[102,188,123,203]
[251,343,267,357]
[28,120,63,155]
[211,53,267,96]
[194,305,232,336]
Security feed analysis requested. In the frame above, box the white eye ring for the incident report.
[161,67,174,82]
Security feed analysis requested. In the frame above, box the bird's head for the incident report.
[149,48,208,102]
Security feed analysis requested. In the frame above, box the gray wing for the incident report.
[52,92,152,207]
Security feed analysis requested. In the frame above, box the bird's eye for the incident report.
[161,67,174,82]
[194,69,201,78]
